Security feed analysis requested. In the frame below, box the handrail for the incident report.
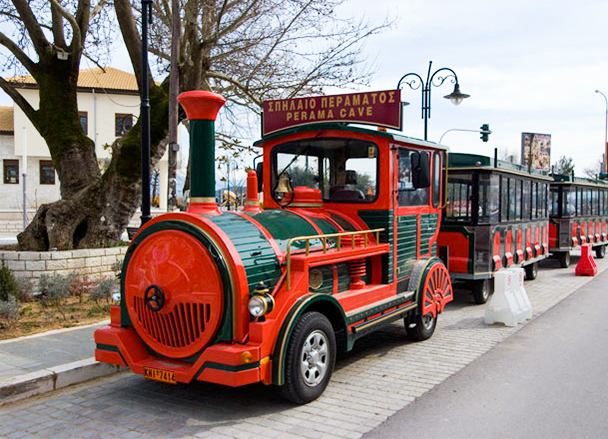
[285,228,385,290]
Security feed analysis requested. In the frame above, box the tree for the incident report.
[553,156,575,175]
[583,156,603,180]
[0,0,170,250]
[2,0,390,250]
[145,0,392,193]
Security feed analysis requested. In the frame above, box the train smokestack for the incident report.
[178,91,226,215]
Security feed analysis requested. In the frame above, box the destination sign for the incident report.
[262,89,402,136]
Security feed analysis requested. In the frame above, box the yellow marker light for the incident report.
[241,351,253,364]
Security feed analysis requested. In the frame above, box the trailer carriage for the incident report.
[438,153,551,303]
[549,174,608,267]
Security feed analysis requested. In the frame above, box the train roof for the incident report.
[253,122,449,151]
[447,152,553,181]
[551,173,608,187]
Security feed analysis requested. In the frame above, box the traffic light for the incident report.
[480,124,490,142]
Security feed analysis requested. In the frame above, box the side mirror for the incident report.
[255,162,264,193]
[411,152,431,189]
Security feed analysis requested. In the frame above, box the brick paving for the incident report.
[0,253,605,438]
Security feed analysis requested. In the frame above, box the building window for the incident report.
[115,114,133,137]
[79,111,88,134]
[40,160,56,185]
[3,160,19,184]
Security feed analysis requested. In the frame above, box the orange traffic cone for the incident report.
[575,244,597,276]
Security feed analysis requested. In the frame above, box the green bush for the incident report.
[0,263,18,302]
[15,277,34,302]
[0,296,20,328]
[91,278,115,306]
[38,274,70,319]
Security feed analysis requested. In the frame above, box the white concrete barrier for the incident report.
[485,268,533,326]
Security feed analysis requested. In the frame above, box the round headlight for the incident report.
[248,294,274,317]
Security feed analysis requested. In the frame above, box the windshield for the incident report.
[272,138,378,203]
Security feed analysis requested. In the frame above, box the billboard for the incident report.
[262,90,402,136]
[521,132,551,171]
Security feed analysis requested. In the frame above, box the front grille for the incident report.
[133,297,212,350]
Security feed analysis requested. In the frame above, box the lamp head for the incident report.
[444,83,470,106]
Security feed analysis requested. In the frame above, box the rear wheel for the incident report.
[524,262,538,280]
[405,313,437,341]
[472,278,490,304]
[595,245,606,259]
[280,312,336,404]
[558,251,571,268]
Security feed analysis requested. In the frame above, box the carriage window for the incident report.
[500,176,508,221]
[478,173,499,223]
[398,149,429,206]
[564,187,576,216]
[514,180,522,220]
[446,174,472,221]
[272,138,377,204]
[550,186,559,216]
[522,180,531,220]
[432,152,441,208]
[533,183,539,218]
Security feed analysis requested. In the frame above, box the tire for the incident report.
[524,262,538,280]
[279,312,336,404]
[404,312,437,341]
[558,251,571,268]
[595,245,606,259]
[472,279,490,304]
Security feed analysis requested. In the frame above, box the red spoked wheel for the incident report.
[421,261,453,318]
[405,260,453,341]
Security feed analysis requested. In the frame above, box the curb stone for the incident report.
[0,358,125,406]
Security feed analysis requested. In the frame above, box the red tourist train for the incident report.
[437,153,552,303]
[549,173,608,267]
[94,90,453,403]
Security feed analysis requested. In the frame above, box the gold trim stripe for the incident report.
[191,197,217,203]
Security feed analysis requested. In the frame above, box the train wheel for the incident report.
[280,312,336,404]
[472,279,490,304]
[524,262,538,280]
[405,312,437,341]
[595,245,606,259]
[558,251,571,268]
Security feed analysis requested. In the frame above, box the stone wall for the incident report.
[0,246,128,281]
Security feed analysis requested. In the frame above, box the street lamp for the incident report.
[397,61,470,140]
[595,89,608,174]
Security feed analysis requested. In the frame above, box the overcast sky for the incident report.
[337,0,608,174]
[2,0,607,175]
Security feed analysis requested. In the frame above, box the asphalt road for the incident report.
[365,267,608,439]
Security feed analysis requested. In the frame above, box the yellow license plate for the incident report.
[143,367,176,384]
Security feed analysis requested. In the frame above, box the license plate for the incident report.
[143,366,176,384]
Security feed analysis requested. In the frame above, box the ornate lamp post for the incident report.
[595,89,608,174]
[397,61,470,140]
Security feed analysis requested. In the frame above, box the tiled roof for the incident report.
[0,107,14,133]
[8,67,139,92]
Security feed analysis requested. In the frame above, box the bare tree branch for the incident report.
[11,0,50,55]
[0,76,36,120]
[0,30,37,73]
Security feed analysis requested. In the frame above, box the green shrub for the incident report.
[91,278,115,306]
[38,274,70,319]
[15,277,34,302]
[0,263,18,302]
[0,296,20,328]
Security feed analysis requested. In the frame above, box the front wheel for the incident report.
[280,312,336,404]
[524,262,538,280]
[595,245,606,259]
[472,279,491,304]
[405,312,437,341]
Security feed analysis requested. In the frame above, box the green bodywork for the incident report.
[189,120,217,199]
[359,210,394,283]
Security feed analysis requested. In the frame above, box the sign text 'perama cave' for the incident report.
[262,90,402,135]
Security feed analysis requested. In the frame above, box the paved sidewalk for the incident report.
[0,321,124,405]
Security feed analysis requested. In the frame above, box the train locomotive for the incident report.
[94,89,453,403]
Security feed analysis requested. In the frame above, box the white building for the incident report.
[0,68,172,233]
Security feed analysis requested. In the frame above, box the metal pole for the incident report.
[167,0,180,211]
[596,90,608,174]
[140,0,153,226]
[22,127,27,229]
